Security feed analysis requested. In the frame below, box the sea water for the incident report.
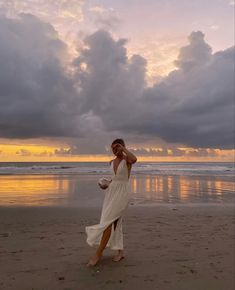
[0,162,234,207]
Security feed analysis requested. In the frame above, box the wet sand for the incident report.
[0,204,234,290]
[0,173,234,207]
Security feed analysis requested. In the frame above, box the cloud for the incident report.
[16,149,31,156]
[0,14,104,140]
[0,0,85,57]
[0,0,85,26]
[186,148,217,157]
[54,147,74,155]
[130,147,218,157]
[174,31,212,71]
[209,25,219,31]
[34,151,53,157]
[136,32,234,149]
[88,5,120,31]
[74,30,147,131]
[130,147,176,157]
[74,30,234,149]
[0,13,234,151]
[127,36,184,85]
[53,137,111,156]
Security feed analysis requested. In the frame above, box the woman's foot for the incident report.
[112,250,124,262]
[87,253,102,267]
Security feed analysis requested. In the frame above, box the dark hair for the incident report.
[111,138,125,147]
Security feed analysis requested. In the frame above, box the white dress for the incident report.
[85,159,131,250]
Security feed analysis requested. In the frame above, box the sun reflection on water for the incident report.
[0,174,234,206]
[129,175,234,204]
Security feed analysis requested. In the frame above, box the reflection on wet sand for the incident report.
[129,175,234,204]
[0,174,234,207]
[0,175,70,206]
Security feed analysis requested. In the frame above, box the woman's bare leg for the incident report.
[87,223,113,266]
[112,250,124,262]
[96,223,112,256]
[87,218,121,266]
[112,218,124,262]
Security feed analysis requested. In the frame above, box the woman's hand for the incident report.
[112,143,137,163]
[114,144,137,164]
[112,143,125,154]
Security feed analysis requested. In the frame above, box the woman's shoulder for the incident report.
[109,159,114,165]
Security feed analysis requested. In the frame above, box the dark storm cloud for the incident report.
[74,30,234,149]
[135,33,234,149]
[0,14,234,150]
[0,13,104,139]
[74,30,147,131]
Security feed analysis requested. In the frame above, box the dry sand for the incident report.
[0,204,234,290]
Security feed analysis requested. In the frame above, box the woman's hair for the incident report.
[111,138,125,147]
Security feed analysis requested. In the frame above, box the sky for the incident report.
[0,0,234,162]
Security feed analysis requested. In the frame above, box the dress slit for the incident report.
[85,158,130,250]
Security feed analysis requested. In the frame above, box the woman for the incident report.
[86,138,137,267]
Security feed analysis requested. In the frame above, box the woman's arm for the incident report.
[112,143,137,164]
[122,147,137,164]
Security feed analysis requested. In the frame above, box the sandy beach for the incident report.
[0,204,234,290]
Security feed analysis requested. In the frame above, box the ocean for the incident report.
[0,161,234,176]
[0,162,234,207]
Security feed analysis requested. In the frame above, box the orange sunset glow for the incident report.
[0,143,234,162]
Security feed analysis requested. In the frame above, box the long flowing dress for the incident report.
[85,158,131,250]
